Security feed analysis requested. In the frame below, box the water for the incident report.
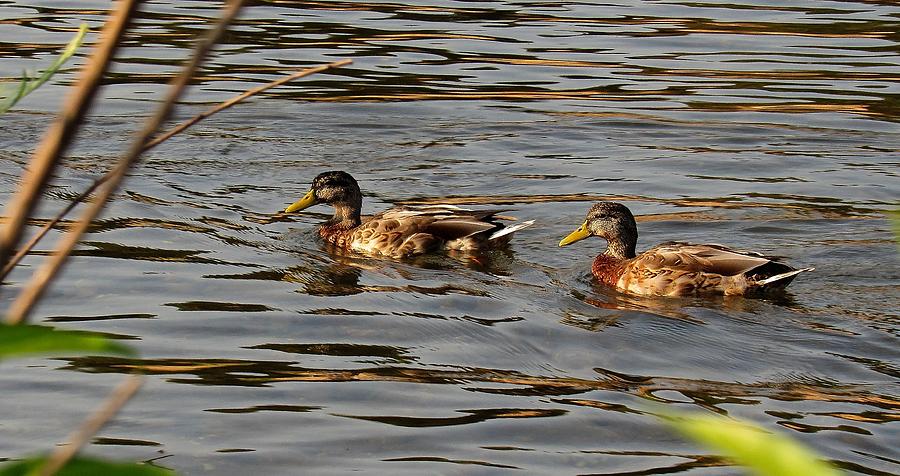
[1,1,898,474]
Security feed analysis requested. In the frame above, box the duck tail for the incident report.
[488,220,535,241]
[756,267,815,287]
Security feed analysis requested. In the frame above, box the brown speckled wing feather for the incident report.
[349,215,438,257]
[335,205,528,258]
[638,242,770,276]
[379,205,503,241]
[617,243,773,296]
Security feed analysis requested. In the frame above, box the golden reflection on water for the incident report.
[62,356,899,413]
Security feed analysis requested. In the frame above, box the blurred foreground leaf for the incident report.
[0,23,88,113]
[663,409,841,476]
[0,323,133,361]
[0,456,173,476]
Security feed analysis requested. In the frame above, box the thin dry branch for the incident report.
[0,0,138,275]
[0,177,108,282]
[0,59,351,282]
[37,375,144,476]
[5,0,245,324]
[144,58,352,149]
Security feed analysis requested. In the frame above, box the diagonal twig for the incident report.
[0,59,351,282]
[0,176,108,282]
[0,0,139,276]
[37,375,144,476]
[5,0,245,324]
[144,58,352,150]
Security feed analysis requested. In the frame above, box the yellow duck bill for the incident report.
[559,221,590,247]
[285,190,316,213]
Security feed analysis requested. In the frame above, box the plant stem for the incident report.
[0,59,351,282]
[0,0,137,280]
[36,375,144,476]
[5,0,245,324]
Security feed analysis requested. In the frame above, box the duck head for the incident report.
[558,201,637,259]
[285,171,363,226]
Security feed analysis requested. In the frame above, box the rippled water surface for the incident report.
[1,1,898,474]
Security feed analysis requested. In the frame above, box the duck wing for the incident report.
[425,219,497,240]
[617,242,808,296]
[635,242,773,276]
[379,205,507,240]
[351,204,532,257]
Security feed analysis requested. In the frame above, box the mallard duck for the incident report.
[558,202,813,296]
[284,171,534,258]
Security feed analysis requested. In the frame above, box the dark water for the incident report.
[1,1,898,474]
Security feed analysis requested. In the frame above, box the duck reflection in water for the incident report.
[567,280,802,329]
[295,260,364,297]
[288,245,517,296]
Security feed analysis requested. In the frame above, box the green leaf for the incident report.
[0,324,133,361]
[888,209,900,249]
[0,456,174,476]
[0,23,88,113]
[662,410,842,476]
[0,78,29,113]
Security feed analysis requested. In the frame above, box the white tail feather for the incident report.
[488,220,535,241]
[756,267,815,286]
[414,204,471,211]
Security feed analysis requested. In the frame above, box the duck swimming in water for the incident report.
[284,171,534,258]
[558,201,812,297]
